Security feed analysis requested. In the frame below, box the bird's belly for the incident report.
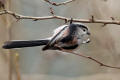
[58,36,79,50]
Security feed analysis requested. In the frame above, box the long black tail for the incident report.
[2,40,49,49]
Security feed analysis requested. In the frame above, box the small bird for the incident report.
[2,20,90,51]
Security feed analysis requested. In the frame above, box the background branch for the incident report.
[14,53,21,80]
[62,50,120,69]
[0,10,120,25]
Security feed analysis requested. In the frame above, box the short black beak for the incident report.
[87,32,91,35]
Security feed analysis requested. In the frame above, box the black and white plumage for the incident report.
[2,22,90,51]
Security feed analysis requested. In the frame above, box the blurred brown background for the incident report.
[0,0,120,80]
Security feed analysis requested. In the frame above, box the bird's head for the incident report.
[70,23,91,44]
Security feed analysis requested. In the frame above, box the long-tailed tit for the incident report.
[2,22,90,51]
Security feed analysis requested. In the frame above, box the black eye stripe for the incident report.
[78,25,88,30]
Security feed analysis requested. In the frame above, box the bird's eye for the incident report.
[83,28,86,32]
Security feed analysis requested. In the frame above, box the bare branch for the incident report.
[61,50,120,69]
[44,0,76,6]
[0,10,120,25]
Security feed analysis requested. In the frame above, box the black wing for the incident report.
[42,25,68,50]
[42,24,78,50]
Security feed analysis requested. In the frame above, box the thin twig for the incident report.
[49,7,54,15]
[61,49,120,69]
[0,10,120,25]
[90,15,95,22]
[110,17,115,20]
[44,0,76,6]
